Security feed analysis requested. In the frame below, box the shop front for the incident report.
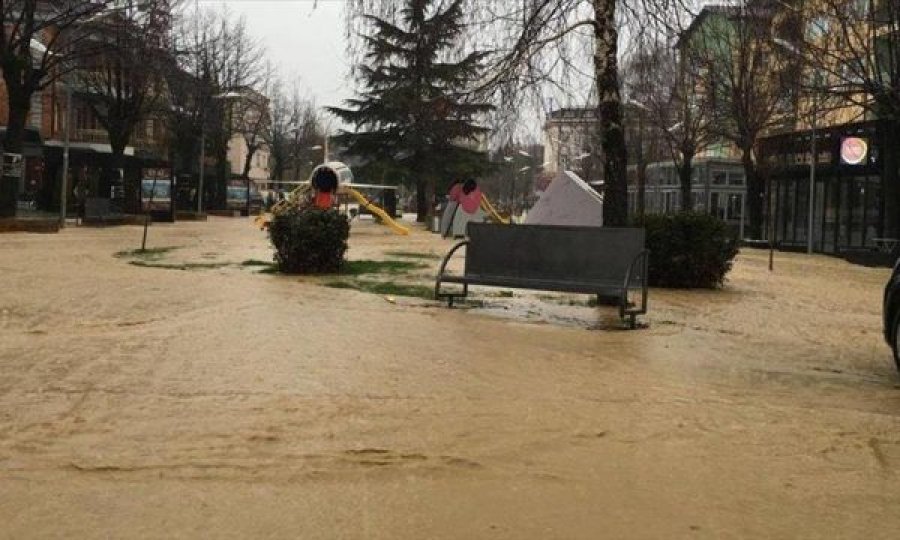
[760,120,890,254]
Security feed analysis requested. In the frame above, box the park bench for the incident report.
[434,223,650,328]
[83,197,126,226]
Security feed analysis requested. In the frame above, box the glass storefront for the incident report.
[761,120,886,254]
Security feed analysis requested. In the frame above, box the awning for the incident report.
[0,127,44,158]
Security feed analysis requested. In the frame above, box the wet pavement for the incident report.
[1,217,899,539]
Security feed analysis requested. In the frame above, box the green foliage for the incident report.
[328,0,494,213]
[342,259,428,275]
[384,250,441,260]
[268,208,350,274]
[241,259,273,267]
[128,260,231,271]
[114,246,180,261]
[635,212,739,288]
[323,279,434,300]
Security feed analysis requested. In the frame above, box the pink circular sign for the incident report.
[841,137,868,165]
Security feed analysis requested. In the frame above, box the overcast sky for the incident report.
[198,0,354,118]
[193,0,594,143]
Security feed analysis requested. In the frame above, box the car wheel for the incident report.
[893,311,900,373]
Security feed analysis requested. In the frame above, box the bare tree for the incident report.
[74,0,172,202]
[792,0,900,234]
[165,6,263,207]
[345,0,697,226]
[231,83,270,185]
[267,83,322,184]
[0,0,119,215]
[626,36,713,212]
[686,3,793,238]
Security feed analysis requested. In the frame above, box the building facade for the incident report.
[542,107,602,187]
[760,120,887,253]
[627,157,747,232]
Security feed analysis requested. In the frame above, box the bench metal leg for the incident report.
[439,282,467,308]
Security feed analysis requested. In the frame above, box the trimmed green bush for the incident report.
[268,208,350,274]
[635,212,739,288]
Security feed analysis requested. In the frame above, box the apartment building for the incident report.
[758,0,900,253]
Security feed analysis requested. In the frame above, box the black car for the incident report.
[883,259,900,371]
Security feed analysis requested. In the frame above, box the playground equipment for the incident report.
[439,179,509,238]
[255,162,410,235]
[525,170,603,227]
[479,195,509,225]
[342,186,410,235]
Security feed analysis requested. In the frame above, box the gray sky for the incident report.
[199,0,354,117]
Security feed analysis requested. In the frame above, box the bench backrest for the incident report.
[465,222,645,283]
[85,197,110,217]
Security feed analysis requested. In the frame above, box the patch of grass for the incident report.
[341,259,428,276]
[129,260,233,271]
[323,279,434,300]
[538,295,599,307]
[241,259,273,267]
[384,250,441,260]
[114,246,180,261]
[496,290,514,297]
[241,259,279,274]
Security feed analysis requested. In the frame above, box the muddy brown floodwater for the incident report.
[1,217,899,539]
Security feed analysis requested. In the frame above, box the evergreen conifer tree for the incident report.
[328,0,493,222]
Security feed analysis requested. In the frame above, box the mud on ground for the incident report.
[1,217,899,539]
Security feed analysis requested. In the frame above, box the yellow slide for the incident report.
[341,186,410,236]
[255,184,311,229]
[480,194,509,224]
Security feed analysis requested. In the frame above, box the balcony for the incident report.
[71,128,164,151]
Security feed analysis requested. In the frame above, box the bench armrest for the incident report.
[620,249,650,319]
[436,240,469,279]
[435,240,469,301]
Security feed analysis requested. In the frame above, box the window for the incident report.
[728,172,745,186]
[712,170,727,185]
[728,194,743,221]
[693,191,705,212]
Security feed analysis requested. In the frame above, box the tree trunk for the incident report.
[679,153,693,212]
[103,138,128,201]
[742,147,764,239]
[636,164,646,218]
[215,144,229,208]
[0,86,31,217]
[635,119,645,219]
[242,146,256,181]
[593,0,628,227]
[415,176,426,223]
[426,176,436,224]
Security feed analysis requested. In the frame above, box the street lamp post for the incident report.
[197,125,206,213]
[774,37,818,254]
[59,81,72,228]
[807,72,822,254]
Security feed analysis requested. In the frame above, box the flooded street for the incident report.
[1,218,899,539]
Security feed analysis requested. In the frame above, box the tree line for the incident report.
[0,0,325,216]
[340,0,900,237]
